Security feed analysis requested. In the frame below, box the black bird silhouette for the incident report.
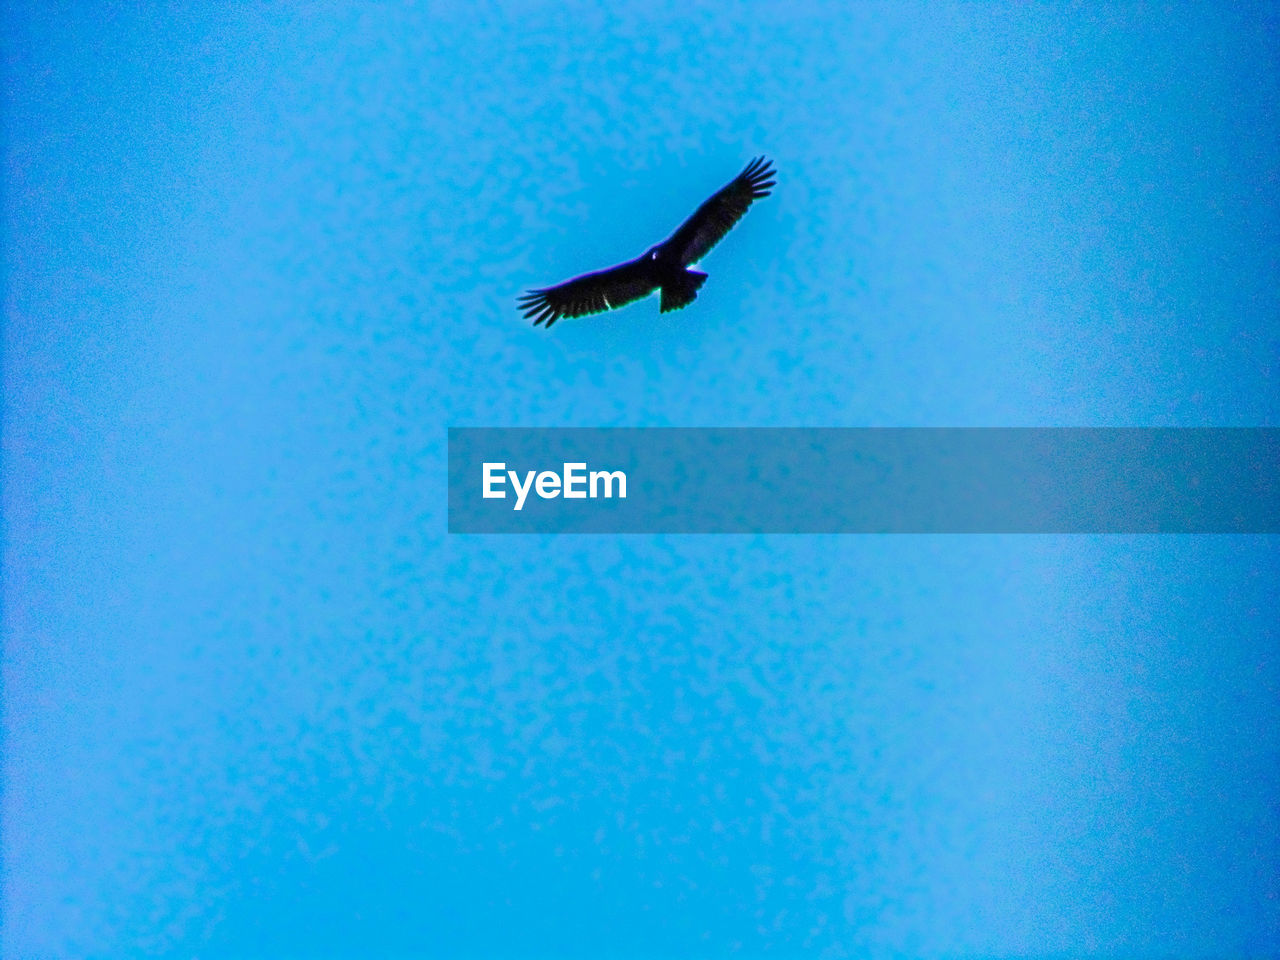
[519,157,776,328]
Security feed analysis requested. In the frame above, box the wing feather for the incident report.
[663,156,776,266]
[518,256,658,328]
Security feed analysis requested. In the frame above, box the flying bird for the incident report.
[519,157,776,328]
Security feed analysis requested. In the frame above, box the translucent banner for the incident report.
[447,428,1279,534]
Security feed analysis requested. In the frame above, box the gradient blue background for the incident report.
[4,2,1279,956]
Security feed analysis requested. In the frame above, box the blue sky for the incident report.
[4,2,1278,956]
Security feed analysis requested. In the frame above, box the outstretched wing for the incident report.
[518,256,658,328]
[663,157,776,266]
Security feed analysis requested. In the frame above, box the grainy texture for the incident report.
[4,2,1278,958]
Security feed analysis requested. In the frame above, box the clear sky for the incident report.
[4,2,1278,956]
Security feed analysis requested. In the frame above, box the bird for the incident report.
[518,157,776,328]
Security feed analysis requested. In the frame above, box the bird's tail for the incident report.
[660,270,708,313]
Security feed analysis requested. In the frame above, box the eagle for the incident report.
[518,157,776,328]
